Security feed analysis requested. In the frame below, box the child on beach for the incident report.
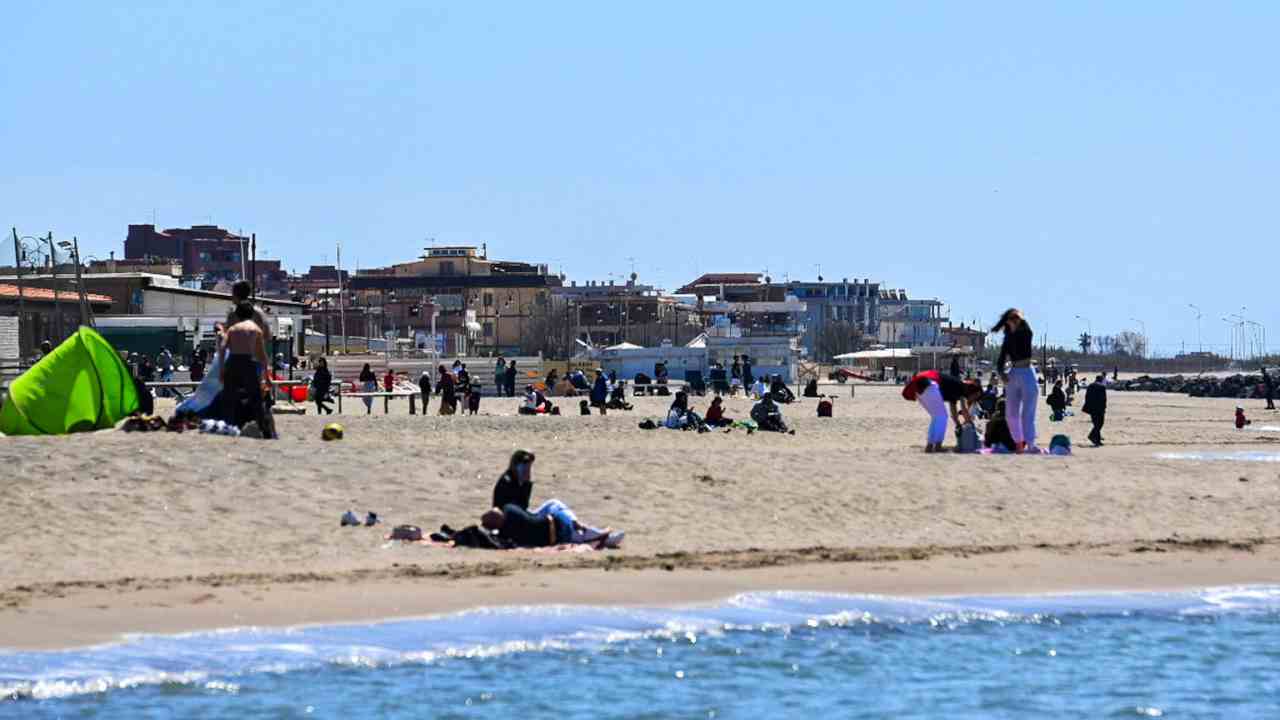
[1236,407,1251,429]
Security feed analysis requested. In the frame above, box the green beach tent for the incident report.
[0,327,140,436]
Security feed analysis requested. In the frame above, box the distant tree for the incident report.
[1078,332,1092,354]
[1095,335,1116,355]
[814,321,867,362]
[1114,330,1147,358]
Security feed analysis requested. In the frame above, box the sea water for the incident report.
[3,587,1279,718]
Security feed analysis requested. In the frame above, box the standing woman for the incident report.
[993,308,1037,452]
[312,358,334,415]
[359,362,377,415]
[437,364,457,415]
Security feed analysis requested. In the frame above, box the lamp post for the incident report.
[1075,315,1092,354]
[11,230,50,356]
[1129,317,1147,362]
[1221,318,1238,364]
[1188,304,1203,373]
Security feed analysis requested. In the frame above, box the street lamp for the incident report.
[1221,317,1238,363]
[1129,317,1146,360]
[1075,314,1092,353]
[1188,304,1203,373]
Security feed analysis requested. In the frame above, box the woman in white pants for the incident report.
[904,371,983,452]
[993,308,1038,452]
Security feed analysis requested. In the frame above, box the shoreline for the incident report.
[7,540,1280,652]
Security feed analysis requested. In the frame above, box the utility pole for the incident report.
[11,229,27,355]
[337,241,348,354]
[70,237,92,327]
[45,232,63,344]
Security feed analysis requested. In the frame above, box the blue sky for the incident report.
[3,2,1275,355]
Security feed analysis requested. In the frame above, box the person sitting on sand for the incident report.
[219,302,274,438]
[606,382,633,411]
[519,385,554,415]
[750,394,791,433]
[1047,380,1067,422]
[665,390,694,428]
[481,502,622,549]
[704,396,731,427]
[984,398,1016,451]
[553,376,577,397]
[903,371,982,453]
[492,449,536,510]
[1235,406,1251,430]
[769,375,796,404]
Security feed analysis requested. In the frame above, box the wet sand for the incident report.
[2,383,1278,650]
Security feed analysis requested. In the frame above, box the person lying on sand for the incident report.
[481,502,623,549]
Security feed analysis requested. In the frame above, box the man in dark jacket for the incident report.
[504,360,518,397]
[1082,374,1108,447]
[1264,367,1276,410]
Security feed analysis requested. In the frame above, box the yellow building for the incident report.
[349,246,559,355]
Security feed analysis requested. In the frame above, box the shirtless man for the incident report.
[225,280,270,336]
[220,302,272,435]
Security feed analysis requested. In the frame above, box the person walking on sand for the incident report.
[1082,373,1108,447]
[311,357,334,415]
[993,308,1039,453]
[494,356,507,395]
[358,362,377,414]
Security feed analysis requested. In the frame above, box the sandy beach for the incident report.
[3,384,1279,650]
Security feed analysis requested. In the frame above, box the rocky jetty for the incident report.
[1112,374,1269,399]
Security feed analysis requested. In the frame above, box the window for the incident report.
[483,322,493,338]
[483,293,493,308]
[440,261,455,276]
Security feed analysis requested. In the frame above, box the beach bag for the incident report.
[390,525,423,542]
[817,399,833,418]
[956,422,980,453]
[1049,434,1072,455]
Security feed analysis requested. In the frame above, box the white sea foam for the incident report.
[3,587,1278,702]
[1155,450,1280,463]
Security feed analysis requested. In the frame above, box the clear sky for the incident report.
[3,2,1276,355]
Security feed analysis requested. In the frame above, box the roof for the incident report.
[0,283,113,305]
[835,348,914,360]
[141,283,306,307]
[678,273,763,293]
[349,274,557,291]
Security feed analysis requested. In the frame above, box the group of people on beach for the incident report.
[905,308,1110,453]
